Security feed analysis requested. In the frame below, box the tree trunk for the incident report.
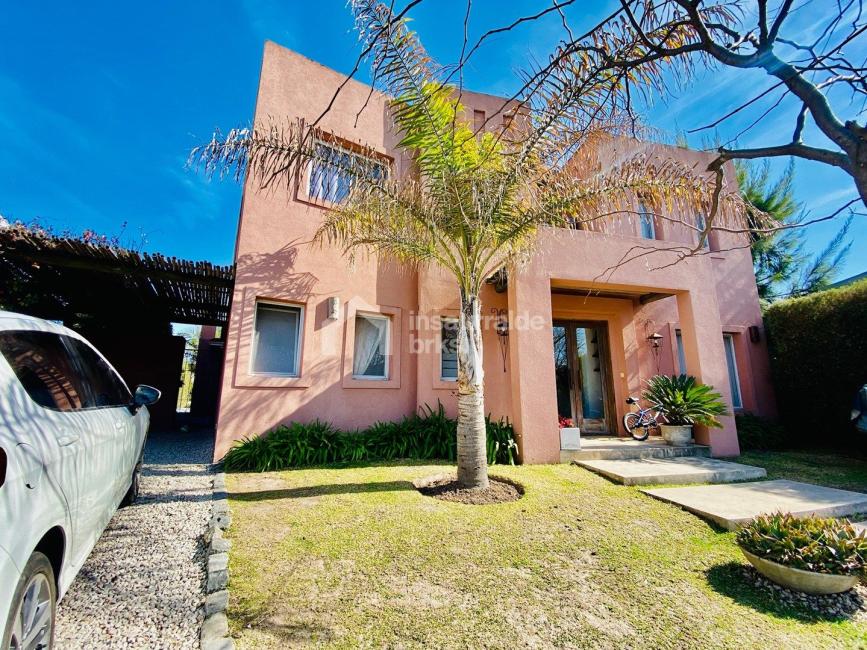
[852,134,867,208]
[456,289,489,489]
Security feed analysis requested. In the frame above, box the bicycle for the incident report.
[622,396,664,441]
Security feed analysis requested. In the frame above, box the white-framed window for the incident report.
[675,329,687,375]
[353,313,390,379]
[723,333,743,408]
[308,140,386,204]
[638,201,656,239]
[251,301,302,376]
[440,318,459,381]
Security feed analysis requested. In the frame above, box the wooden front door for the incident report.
[553,320,614,434]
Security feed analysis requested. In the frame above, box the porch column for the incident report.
[675,290,740,456]
[507,270,560,463]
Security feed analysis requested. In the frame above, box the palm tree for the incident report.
[191,0,748,489]
[738,161,852,302]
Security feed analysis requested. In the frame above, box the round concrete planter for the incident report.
[741,548,859,595]
[660,424,692,446]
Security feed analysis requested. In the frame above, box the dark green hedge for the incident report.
[764,279,867,446]
[222,403,519,472]
[735,413,787,451]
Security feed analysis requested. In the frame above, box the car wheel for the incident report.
[120,461,142,508]
[2,551,56,650]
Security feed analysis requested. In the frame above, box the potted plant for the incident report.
[642,374,728,446]
[558,416,581,451]
[736,513,867,594]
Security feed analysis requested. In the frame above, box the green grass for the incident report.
[226,463,866,649]
[738,450,867,492]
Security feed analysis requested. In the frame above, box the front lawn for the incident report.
[226,463,866,649]
[738,450,867,492]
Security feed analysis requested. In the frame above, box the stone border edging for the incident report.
[201,466,234,650]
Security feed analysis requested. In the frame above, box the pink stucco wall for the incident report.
[213,41,776,461]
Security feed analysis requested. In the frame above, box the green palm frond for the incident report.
[352,0,457,178]
[191,1,754,299]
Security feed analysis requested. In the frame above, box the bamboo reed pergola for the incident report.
[0,225,234,328]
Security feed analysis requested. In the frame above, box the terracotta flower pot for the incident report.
[660,424,692,446]
[741,548,859,595]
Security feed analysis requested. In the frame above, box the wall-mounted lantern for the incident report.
[749,325,761,343]
[326,296,341,321]
[492,308,509,371]
[647,332,664,374]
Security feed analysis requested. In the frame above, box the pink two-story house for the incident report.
[212,41,776,462]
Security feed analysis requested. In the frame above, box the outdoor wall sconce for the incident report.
[492,308,509,372]
[749,325,761,343]
[647,332,664,374]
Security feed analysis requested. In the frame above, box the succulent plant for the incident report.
[737,512,867,576]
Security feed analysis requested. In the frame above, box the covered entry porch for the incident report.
[505,250,744,463]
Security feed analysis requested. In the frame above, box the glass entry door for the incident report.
[553,321,612,434]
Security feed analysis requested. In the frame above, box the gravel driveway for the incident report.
[55,429,214,649]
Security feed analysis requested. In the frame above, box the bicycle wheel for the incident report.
[623,412,649,440]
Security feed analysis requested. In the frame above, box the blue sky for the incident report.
[1,1,864,278]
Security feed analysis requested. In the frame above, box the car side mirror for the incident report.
[130,384,161,413]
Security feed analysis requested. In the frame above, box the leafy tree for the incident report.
[192,0,750,488]
[739,160,852,301]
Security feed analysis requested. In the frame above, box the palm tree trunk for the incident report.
[456,289,489,489]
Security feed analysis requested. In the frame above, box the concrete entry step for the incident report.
[575,457,767,486]
[643,480,867,531]
[563,436,711,462]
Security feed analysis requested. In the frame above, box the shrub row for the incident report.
[764,278,867,447]
[222,403,518,472]
[735,413,787,451]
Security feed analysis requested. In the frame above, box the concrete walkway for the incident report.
[576,456,767,486]
[643,480,867,530]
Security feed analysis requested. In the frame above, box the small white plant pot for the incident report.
[660,424,693,446]
[560,427,581,451]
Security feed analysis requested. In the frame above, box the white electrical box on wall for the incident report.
[326,296,341,321]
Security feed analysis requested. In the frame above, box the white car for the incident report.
[0,311,159,649]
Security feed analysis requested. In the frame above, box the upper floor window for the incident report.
[308,141,387,204]
[353,313,390,379]
[696,213,710,249]
[440,318,459,381]
[473,110,486,133]
[638,202,656,239]
[252,302,302,376]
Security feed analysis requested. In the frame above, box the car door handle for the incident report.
[57,434,80,447]
[115,419,125,429]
